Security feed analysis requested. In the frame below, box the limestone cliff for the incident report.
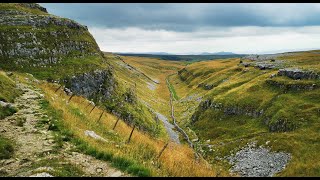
[0,3,103,80]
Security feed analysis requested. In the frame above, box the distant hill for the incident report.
[115,52,172,55]
[199,52,237,55]
[114,53,246,62]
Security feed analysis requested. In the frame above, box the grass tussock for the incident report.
[0,136,14,160]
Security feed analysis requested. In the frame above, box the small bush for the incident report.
[102,153,113,161]
[112,156,132,171]
[0,136,14,159]
[0,106,17,120]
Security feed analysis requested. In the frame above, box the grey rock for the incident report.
[30,172,53,177]
[63,70,115,103]
[227,142,291,177]
[278,68,320,80]
[84,130,108,142]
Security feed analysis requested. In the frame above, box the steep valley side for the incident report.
[169,53,320,177]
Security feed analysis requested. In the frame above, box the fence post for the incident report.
[89,105,96,114]
[113,117,120,130]
[97,110,105,123]
[68,94,75,103]
[85,102,91,109]
[157,142,169,159]
[127,125,135,144]
[55,85,62,92]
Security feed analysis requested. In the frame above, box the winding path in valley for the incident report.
[166,74,200,160]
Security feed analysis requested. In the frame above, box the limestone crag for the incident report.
[278,68,320,80]
[266,79,318,91]
[0,3,101,72]
[239,60,286,70]
[191,99,298,132]
[0,15,87,30]
[18,3,48,13]
[64,70,116,103]
[191,99,264,124]
[243,53,295,61]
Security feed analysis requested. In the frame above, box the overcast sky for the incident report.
[41,3,320,54]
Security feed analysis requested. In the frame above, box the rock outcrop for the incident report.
[243,53,294,61]
[197,83,214,90]
[266,79,317,91]
[278,68,320,80]
[63,70,116,103]
[191,99,298,132]
[191,99,264,124]
[0,3,102,74]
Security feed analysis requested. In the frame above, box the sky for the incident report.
[41,3,320,54]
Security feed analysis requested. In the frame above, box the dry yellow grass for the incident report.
[109,55,185,120]
[122,56,184,104]
[37,82,223,177]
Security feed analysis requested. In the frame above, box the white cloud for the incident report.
[89,26,320,54]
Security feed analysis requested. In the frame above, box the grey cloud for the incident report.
[41,3,320,31]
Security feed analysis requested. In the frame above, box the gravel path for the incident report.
[0,80,127,177]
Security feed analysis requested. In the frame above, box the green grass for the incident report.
[167,76,179,100]
[0,136,14,160]
[0,106,17,120]
[0,72,22,103]
[0,72,21,120]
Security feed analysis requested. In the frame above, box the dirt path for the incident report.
[0,81,127,177]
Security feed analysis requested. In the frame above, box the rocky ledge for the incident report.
[278,68,320,80]
[63,70,116,103]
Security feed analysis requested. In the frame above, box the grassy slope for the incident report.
[115,55,185,119]
[0,71,22,119]
[35,77,219,177]
[0,71,22,161]
[0,4,158,136]
[102,54,232,176]
[169,53,320,176]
